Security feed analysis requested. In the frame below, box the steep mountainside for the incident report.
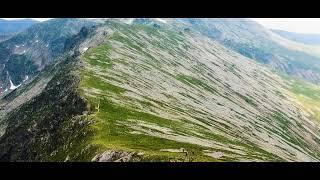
[1,20,320,162]
[158,18,320,84]
[0,18,96,95]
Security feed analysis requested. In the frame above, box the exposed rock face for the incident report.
[92,150,136,162]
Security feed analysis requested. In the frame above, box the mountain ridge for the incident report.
[1,19,320,161]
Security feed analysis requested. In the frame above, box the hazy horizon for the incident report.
[2,18,320,34]
[1,18,51,22]
[250,18,320,34]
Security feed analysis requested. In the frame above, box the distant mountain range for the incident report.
[0,19,39,35]
[0,18,96,93]
[167,18,320,84]
[0,34,15,43]
[272,29,320,45]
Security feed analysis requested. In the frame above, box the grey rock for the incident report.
[92,150,135,162]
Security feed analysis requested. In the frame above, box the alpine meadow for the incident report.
[1,18,320,162]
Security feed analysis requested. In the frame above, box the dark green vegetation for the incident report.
[235,92,257,107]
[0,24,99,161]
[5,54,38,84]
[0,56,94,161]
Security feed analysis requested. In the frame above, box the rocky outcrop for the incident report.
[92,150,139,162]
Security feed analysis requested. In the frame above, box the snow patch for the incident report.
[23,75,29,82]
[23,50,26,53]
[9,79,21,90]
[15,45,20,48]
[46,44,49,47]
[124,18,134,24]
[83,47,88,52]
[35,40,39,43]
[155,18,167,24]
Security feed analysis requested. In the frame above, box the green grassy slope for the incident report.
[2,20,320,162]
[76,21,320,161]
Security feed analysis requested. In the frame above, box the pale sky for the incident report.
[250,18,320,34]
[2,18,320,34]
[1,18,52,22]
